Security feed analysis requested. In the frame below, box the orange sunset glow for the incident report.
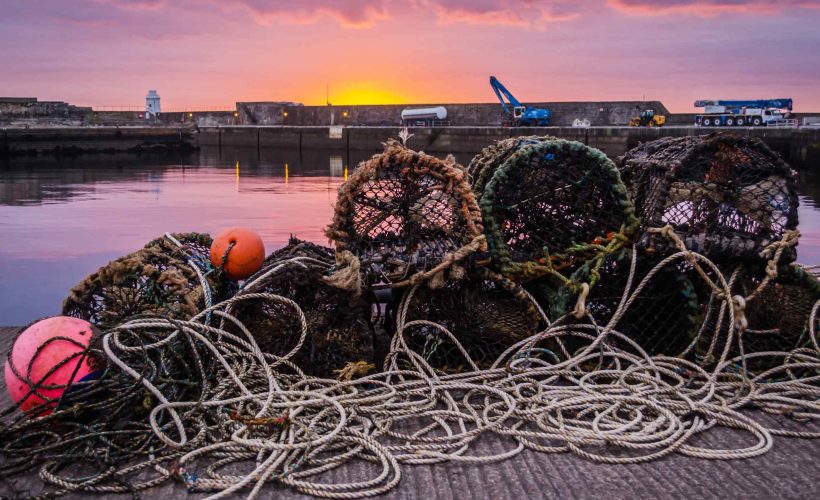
[2,1,819,111]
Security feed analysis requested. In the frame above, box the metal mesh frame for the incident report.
[618,133,799,263]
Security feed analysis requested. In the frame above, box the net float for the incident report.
[210,227,266,280]
[4,316,97,413]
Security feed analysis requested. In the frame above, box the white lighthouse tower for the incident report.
[145,90,161,118]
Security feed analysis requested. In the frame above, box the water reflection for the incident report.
[0,147,381,324]
[0,147,819,325]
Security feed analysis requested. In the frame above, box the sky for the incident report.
[1,0,819,112]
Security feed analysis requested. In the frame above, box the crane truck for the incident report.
[490,76,550,126]
[694,99,793,127]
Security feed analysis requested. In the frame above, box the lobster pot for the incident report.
[730,264,820,371]
[472,138,639,289]
[468,135,555,196]
[326,141,484,287]
[230,238,375,378]
[390,278,542,371]
[618,133,799,263]
[63,233,230,328]
[577,250,704,357]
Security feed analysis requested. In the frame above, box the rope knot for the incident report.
[732,295,748,333]
[323,250,362,296]
[571,282,590,319]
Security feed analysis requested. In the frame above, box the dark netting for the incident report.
[471,138,638,320]
[572,250,705,357]
[326,140,485,288]
[618,133,799,263]
[468,135,556,197]
[388,277,543,372]
[228,237,376,378]
[62,232,230,327]
[726,263,820,371]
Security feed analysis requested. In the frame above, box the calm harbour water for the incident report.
[1,147,820,325]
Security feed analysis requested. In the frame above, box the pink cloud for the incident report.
[218,0,392,28]
[608,0,820,16]
[421,0,582,26]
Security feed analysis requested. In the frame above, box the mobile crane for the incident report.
[694,99,793,127]
[490,76,550,126]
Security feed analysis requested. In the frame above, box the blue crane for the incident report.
[489,76,551,126]
[694,99,793,111]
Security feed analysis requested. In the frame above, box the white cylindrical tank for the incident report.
[401,106,447,121]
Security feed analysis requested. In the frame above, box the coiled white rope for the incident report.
[89,248,820,499]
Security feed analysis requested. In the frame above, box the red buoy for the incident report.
[210,227,265,280]
[4,316,96,412]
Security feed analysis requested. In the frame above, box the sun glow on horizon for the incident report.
[326,83,409,105]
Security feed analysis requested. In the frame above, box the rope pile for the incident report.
[1,133,818,498]
[2,242,818,498]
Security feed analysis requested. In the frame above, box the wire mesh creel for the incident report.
[326,141,485,288]
[470,138,639,304]
[228,238,376,378]
[618,133,799,263]
[62,233,229,327]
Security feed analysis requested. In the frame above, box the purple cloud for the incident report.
[420,0,583,26]
[221,0,392,28]
[608,0,820,16]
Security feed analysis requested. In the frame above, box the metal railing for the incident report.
[767,119,798,128]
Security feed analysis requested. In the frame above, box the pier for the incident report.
[3,124,819,167]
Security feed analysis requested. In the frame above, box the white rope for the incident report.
[58,238,820,498]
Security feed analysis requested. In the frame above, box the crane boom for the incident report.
[488,76,550,126]
[694,99,793,111]
[489,76,522,113]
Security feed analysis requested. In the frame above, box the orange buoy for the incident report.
[4,317,97,413]
[210,227,265,280]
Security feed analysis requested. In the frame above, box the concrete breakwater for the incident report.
[3,125,818,168]
[1,127,198,158]
[200,125,820,167]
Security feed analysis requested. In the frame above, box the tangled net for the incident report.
[62,233,230,328]
[618,133,799,263]
[326,140,485,289]
[1,134,819,498]
[386,276,542,372]
[226,238,376,378]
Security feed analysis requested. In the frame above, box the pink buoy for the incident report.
[4,316,97,412]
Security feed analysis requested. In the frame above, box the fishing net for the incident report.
[227,238,376,378]
[468,137,638,321]
[0,314,214,494]
[718,263,820,372]
[575,249,704,357]
[385,277,543,372]
[326,140,485,289]
[62,233,230,328]
[618,133,799,264]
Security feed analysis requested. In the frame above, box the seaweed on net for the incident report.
[61,232,231,328]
